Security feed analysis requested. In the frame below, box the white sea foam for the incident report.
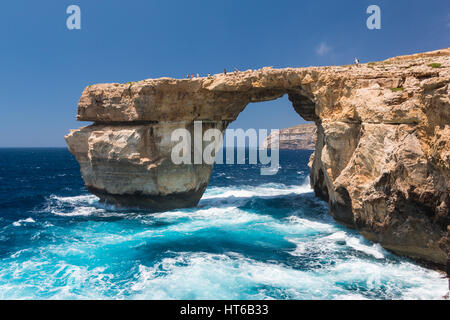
[153,206,265,225]
[286,230,387,260]
[282,215,336,233]
[286,240,308,256]
[52,206,106,217]
[134,206,272,237]
[10,248,32,259]
[0,260,118,299]
[12,217,35,227]
[202,180,312,201]
[323,231,386,259]
[44,180,312,218]
[5,181,444,300]
[50,194,99,206]
[1,226,447,299]
[327,259,448,299]
[130,252,319,299]
[334,294,369,300]
[46,194,127,217]
[129,251,448,300]
[346,237,386,259]
[153,206,238,221]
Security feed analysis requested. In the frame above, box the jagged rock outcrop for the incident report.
[66,48,449,267]
[262,123,316,150]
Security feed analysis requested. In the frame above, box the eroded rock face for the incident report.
[66,121,227,210]
[262,123,316,150]
[66,48,449,266]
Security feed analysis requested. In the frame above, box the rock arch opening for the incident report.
[215,93,317,178]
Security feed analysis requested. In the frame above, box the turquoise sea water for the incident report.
[0,148,447,299]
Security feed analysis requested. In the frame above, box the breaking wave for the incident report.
[0,149,447,300]
[202,179,311,201]
[130,252,447,300]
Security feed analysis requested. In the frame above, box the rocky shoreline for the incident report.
[66,48,449,268]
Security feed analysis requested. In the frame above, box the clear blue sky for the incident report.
[0,0,448,147]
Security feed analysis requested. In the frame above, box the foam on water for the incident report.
[12,217,36,227]
[202,180,311,201]
[1,182,446,300]
[45,194,129,217]
[0,149,447,300]
[129,251,447,300]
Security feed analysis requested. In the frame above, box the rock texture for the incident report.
[262,123,316,150]
[66,48,450,267]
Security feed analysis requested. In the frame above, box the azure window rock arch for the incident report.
[66,49,450,267]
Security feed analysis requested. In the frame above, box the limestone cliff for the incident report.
[262,123,316,150]
[66,48,450,267]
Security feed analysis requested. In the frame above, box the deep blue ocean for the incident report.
[0,148,447,299]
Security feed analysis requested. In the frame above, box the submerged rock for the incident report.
[66,48,449,266]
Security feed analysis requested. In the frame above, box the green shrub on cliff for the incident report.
[428,63,441,68]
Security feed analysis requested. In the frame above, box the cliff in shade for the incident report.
[262,123,316,150]
[66,48,450,268]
